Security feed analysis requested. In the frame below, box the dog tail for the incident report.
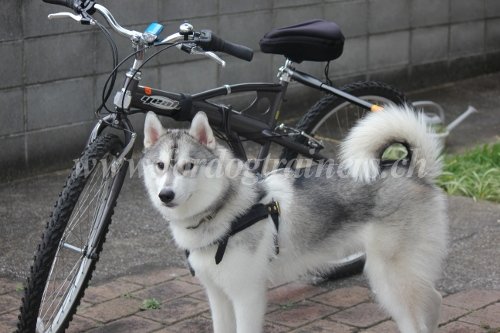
[339,104,443,183]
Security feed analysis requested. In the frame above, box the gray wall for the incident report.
[1,0,500,179]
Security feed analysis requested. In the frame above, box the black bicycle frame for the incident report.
[123,77,329,171]
[90,61,376,173]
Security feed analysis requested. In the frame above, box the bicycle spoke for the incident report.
[43,254,79,311]
[64,167,103,238]
[62,182,99,246]
[43,258,85,327]
[74,172,101,246]
[87,171,113,250]
[62,167,111,249]
[18,135,124,333]
[335,112,343,137]
[313,135,341,144]
[40,253,82,322]
[38,157,114,330]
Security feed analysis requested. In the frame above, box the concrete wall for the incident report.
[1,0,500,179]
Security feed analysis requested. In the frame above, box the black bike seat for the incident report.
[259,19,345,63]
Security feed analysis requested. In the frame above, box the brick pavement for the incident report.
[1,267,499,333]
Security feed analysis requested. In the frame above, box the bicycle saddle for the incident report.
[259,19,344,63]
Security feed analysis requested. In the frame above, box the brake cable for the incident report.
[118,42,183,112]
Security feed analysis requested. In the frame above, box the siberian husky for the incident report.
[142,106,448,333]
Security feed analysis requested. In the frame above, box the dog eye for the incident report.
[183,162,194,171]
[156,162,165,170]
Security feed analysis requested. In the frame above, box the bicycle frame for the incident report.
[90,68,301,171]
[83,3,384,174]
[90,56,384,175]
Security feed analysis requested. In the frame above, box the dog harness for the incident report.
[185,200,281,276]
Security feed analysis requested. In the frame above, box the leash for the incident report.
[185,200,281,276]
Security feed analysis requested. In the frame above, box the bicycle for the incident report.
[17,1,407,332]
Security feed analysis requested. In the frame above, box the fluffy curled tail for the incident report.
[339,104,443,183]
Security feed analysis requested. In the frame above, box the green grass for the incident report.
[140,298,161,310]
[381,143,409,160]
[438,143,500,202]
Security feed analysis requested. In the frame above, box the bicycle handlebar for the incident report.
[93,4,142,39]
[42,0,96,14]
[197,30,253,62]
[42,0,254,62]
[42,0,77,10]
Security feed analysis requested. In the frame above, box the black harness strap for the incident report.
[185,200,281,276]
[268,202,280,255]
[216,200,280,264]
[185,249,195,276]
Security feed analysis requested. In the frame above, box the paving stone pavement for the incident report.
[1,267,499,333]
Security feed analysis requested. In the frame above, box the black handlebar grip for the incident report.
[42,0,79,11]
[211,33,254,62]
[199,31,253,62]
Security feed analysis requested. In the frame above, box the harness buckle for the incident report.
[268,200,280,215]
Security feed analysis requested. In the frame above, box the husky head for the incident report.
[142,111,235,221]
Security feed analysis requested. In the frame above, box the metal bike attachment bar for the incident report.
[283,67,384,112]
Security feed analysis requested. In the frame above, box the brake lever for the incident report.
[48,12,94,25]
[204,51,226,67]
[189,46,226,67]
[176,44,226,67]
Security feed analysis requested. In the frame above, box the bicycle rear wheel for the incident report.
[281,81,407,163]
[17,134,126,333]
[280,81,407,280]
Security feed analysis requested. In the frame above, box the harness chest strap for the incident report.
[185,200,281,276]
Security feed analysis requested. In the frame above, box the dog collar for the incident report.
[185,186,233,230]
[185,200,281,276]
[186,214,215,230]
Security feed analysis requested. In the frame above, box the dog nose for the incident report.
[159,189,175,203]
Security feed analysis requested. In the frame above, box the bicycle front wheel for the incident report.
[17,134,126,333]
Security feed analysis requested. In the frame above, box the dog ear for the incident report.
[189,112,215,149]
[144,111,165,148]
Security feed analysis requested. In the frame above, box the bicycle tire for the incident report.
[281,81,407,280]
[17,134,126,333]
[317,253,367,281]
